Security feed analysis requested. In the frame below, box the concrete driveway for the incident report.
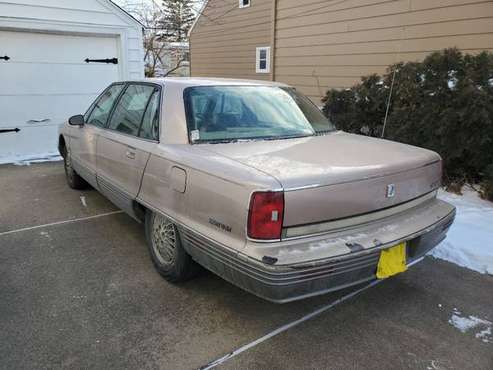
[1,162,492,370]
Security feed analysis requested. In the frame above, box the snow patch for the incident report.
[447,70,458,90]
[448,309,492,343]
[0,152,62,166]
[80,196,87,208]
[447,78,457,89]
[449,314,490,333]
[430,188,493,275]
[476,327,492,343]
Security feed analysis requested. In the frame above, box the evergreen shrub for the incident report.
[322,48,493,191]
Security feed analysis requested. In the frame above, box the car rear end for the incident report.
[200,138,455,303]
[178,81,456,303]
[240,189,455,303]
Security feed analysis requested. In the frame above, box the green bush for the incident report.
[322,48,493,186]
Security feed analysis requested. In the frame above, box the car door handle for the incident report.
[126,150,136,159]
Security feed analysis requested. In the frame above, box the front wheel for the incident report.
[63,147,88,190]
[145,210,199,282]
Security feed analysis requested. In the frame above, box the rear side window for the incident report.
[139,89,160,141]
[86,84,124,127]
[108,84,155,136]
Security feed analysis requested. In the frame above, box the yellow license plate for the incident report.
[376,242,408,279]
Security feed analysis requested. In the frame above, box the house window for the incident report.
[256,47,270,73]
[239,0,250,8]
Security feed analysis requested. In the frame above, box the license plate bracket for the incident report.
[376,242,408,279]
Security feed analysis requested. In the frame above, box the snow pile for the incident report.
[430,188,493,275]
[448,308,492,343]
[0,152,62,166]
[476,327,492,343]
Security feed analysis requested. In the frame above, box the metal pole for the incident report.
[381,66,397,139]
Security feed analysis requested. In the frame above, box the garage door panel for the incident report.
[0,63,118,95]
[0,125,60,159]
[0,94,98,127]
[0,3,124,27]
[0,31,119,64]
[0,30,120,159]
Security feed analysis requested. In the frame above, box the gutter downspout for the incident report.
[270,0,277,81]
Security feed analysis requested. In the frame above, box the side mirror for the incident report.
[69,114,85,126]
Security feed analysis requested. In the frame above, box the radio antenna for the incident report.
[381,66,397,139]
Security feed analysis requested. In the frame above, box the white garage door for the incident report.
[0,30,120,161]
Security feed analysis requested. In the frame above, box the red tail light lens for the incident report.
[248,191,284,240]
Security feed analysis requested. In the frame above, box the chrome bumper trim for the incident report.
[179,208,456,303]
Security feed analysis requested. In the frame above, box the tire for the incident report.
[145,210,199,282]
[62,147,88,190]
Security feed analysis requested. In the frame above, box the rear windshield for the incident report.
[183,86,335,143]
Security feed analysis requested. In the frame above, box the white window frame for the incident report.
[256,46,270,74]
[239,0,251,9]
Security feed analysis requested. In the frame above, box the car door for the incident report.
[69,83,124,187]
[97,83,160,215]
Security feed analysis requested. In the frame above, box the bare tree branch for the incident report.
[163,58,187,77]
[118,0,200,77]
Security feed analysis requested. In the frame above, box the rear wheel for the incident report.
[145,210,198,282]
[62,146,88,190]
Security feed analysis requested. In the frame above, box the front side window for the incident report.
[108,84,155,136]
[184,86,335,143]
[86,84,124,127]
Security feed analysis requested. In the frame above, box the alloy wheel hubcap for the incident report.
[152,214,176,265]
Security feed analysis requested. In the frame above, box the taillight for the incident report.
[248,191,284,240]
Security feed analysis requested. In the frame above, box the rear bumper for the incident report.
[179,199,456,303]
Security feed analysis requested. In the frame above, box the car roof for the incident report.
[127,77,289,88]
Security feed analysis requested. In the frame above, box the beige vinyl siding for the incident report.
[275,0,493,103]
[190,0,273,80]
[190,0,493,103]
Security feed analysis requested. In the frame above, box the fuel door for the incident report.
[171,166,187,193]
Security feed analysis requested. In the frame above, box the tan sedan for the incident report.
[59,78,456,303]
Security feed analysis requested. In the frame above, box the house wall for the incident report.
[190,0,274,80]
[191,0,493,105]
[275,0,493,104]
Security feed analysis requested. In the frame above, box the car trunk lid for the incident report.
[202,132,442,228]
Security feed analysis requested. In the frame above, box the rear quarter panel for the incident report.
[185,168,250,252]
[138,153,190,225]
[138,144,281,253]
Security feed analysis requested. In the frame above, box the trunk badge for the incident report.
[386,184,396,198]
